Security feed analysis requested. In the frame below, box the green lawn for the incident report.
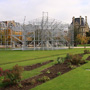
[0,48,90,89]
[77,44,90,47]
[82,54,90,60]
[0,48,86,65]
[0,48,87,70]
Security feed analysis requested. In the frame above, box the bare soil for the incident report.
[24,60,53,71]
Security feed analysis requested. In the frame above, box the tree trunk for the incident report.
[84,44,86,49]
[68,43,70,49]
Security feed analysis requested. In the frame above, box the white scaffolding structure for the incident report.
[0,12,74,50]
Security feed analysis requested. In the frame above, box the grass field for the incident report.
[0,48,90,89]
[0,49,86,65]
[77,44,90,47]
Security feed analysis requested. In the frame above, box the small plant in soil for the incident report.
[84,49,90,54]
[67,62,71,65]
[78,64,81,66]
[18,83,23,88]
[25,79,36,85]
[69,65,77,69]
[57,72,61,75]
[37,76,50,82]
[40,62,42,64]
[30,79,36,85]
[57,57,64,64]
[46,70,50,74]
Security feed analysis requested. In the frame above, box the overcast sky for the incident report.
[0,0,90,25]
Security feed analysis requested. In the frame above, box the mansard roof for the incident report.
[75,18,84,26]
[71,17,85,26]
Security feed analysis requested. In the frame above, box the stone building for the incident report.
[68,16,90,46]
[72,16,89,36]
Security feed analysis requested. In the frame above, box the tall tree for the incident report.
[74,25,80,46]
[76,34,89,48]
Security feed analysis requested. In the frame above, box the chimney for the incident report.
[72,16,75,25]
[85,16,87,24]
[80,16,81,25]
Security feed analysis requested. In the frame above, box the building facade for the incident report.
[0,21,22,48]
[72,16,89,36]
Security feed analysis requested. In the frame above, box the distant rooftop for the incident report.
[75,18,84,26]
[71,16,85,26]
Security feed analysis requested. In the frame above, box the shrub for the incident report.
[70,54,82,65]
[2,78,11,86]
[57,57,64,64]
[0,67,3,76]
[84,50,89,54]
[57,72,61,75]
[2,64,23,86]
[3,69,10,76]
[68,54,85,65]
[0,76,4,83]
[0,67,4,83]
[65,53,73,60]
[38,76,50,82]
